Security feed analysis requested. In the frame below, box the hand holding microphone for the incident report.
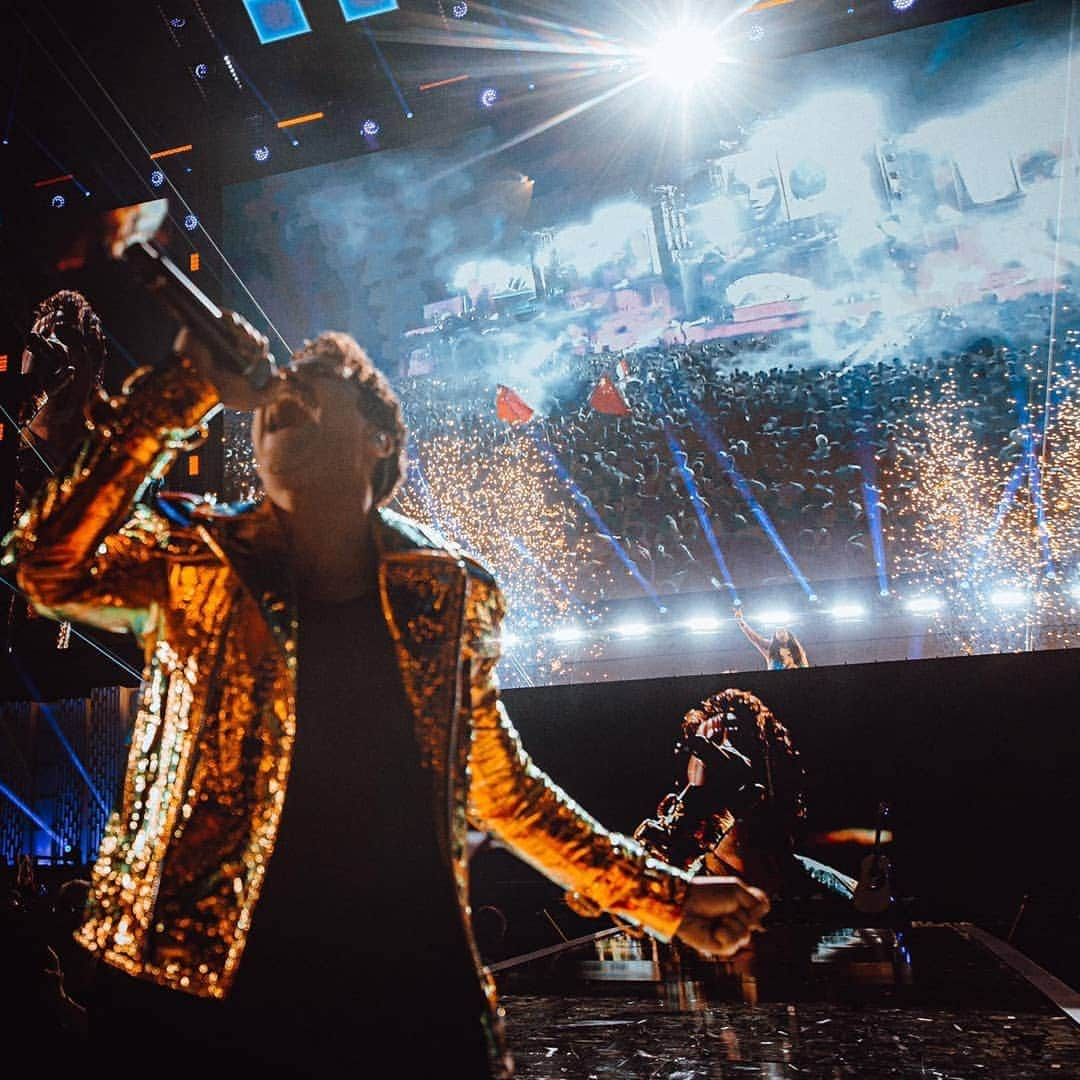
[121,238,277,407]
[173,312,280,414]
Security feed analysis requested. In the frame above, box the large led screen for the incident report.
[222,0,1080,686]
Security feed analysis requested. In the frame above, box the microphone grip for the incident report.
[123,240,274,390]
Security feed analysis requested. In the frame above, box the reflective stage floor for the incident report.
[496,922,1080,1077]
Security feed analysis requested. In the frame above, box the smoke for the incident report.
[222,0,1077,399]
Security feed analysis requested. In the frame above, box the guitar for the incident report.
[853,801,893,914]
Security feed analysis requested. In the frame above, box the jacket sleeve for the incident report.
[1,355,221,637]
[463,573,691,942]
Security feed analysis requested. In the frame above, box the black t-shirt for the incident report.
[100,593,494,1076]
[233,593,488,1059]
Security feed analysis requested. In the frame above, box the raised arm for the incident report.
[3,306,277,636]
[2,356,221,634]
[734,607,770,658]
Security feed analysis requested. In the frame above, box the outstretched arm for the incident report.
[466,582,769,956]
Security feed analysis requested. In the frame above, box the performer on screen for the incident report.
[2,289,106,653]
[734,606,809,670]
[633,687,854,910]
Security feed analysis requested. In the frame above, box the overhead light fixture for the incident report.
[243,0,312,44]
[829,603,865,620]
[614,621,651,638]
[337,0,399,22]
[754,609,795,626]
[684,615,722,633]
[990,588,1028,610]
[643,23,725,93]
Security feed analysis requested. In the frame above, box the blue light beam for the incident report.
[663,427,740,606]
[656,380,816,601]
[362,24,414,118]
[8,656,110,816]
[534,434,666,610]
[0,780,64,844]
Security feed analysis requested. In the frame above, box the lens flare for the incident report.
[644,25,724,93]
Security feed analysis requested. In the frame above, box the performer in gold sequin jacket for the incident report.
[4,311,768,1077]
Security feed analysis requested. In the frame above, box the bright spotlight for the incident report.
[685,615,722,633]
[452,1,468,16]
[892,0,916,9]
[754,609,795,626]
[501,631,520,648]
[551,625,586,644]
[829,603,865,620]
[614,621,651,638]
[747,24,765,41]
[193,63,208,80]
[150,169,165,187]
[990,588,1028,610]
[644,24,723,93]
[183,213,199,231]
[252,145,271,162]
[479,87,498,108]
[905,595,942,614]
[50,194,65,209]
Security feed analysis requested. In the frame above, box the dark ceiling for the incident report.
[0,1,1031,207]
[0,0,1033,340]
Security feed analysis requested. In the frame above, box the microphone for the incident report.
[9,333,77,425]
[121,239,275,390]
[25,332,77,394]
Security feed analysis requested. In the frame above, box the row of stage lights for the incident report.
[507,582,1080,649]
[38,0,928,210]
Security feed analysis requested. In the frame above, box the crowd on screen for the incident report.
[399,293,1074,601]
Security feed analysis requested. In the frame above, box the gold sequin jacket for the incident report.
[3,356,691,1045]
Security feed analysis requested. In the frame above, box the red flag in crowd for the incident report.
[589,373,631,415]
[495,384,535,424]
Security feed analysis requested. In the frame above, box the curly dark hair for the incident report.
[290,331,407,507]
[681,687,807,832]
[30,289,107,386]
[767,630,808,668]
